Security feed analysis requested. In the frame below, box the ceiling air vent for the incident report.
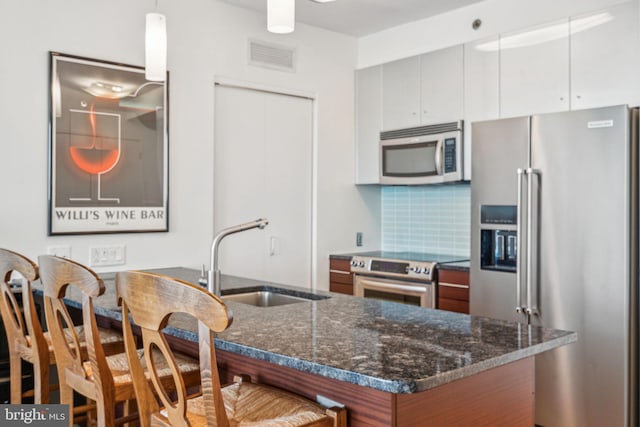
[248,39,296,73]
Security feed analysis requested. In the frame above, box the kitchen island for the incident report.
[38,267,576,426]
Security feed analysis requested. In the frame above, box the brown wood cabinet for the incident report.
[437,268,470,314]
[329,258,353,295]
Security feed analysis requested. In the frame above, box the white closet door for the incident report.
[214,86,312,288]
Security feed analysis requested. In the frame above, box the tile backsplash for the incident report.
[382,184,470,257]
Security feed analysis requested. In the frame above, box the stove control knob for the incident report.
[423,268,430,274]
[350,260,358,267]
[409,266,418,273]
[358,261,365,268]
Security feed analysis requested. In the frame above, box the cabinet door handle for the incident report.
[329,270,351,275]
[439,282,469,289]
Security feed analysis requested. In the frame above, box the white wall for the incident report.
[0,0,380,290]
[358,0,630,68]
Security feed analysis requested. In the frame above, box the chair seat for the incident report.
[23,326,124,362]
[83,348,201,387]
[156,381,333,427]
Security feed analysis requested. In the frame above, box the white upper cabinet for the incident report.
[355,2,640,184]
[500,19,570,118]
[381,47,464,131]
[382,56,421,131]
[421,45,464,125]
[570,2,640,110]
[464,36,500,181]
[355,65,383,184]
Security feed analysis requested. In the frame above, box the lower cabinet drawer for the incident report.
[330,270,353,285]
[438,283,469,301]
[439,298,469,314]
[330,282,353,295]
[329,259,353,295]
[437,268,470,314]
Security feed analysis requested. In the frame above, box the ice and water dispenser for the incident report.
[480,205,517,272]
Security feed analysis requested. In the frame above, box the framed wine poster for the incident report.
[48,52,169,235]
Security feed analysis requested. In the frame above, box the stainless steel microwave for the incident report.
[379,121,464,185]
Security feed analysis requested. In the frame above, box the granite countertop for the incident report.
[437,260,470,271]
[34,267,576,394]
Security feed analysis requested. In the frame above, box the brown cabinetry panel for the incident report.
[329,258,353,295]
[437,268,470,314]
[438,283,469,300]
[330,271,353,285]
[396,357,534,427]
[330,282,353,295]
[438,298,469,314]
[438,269,469,285]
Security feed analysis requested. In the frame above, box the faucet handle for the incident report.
[198,264,208,286]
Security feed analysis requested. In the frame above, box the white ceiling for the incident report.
[219,0,486,37]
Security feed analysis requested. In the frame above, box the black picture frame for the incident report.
[48,52,169,235]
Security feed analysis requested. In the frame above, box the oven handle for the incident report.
[355,277,431,295]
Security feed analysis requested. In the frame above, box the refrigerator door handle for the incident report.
[516,168,525,313]
[526,168,539,316]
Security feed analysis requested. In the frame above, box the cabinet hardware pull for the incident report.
[439,282,469,289]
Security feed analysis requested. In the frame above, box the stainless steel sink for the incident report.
[222,290,312,307]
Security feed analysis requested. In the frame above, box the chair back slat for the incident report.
[0,249,40,353]
[38,255,114,397]
[0,249,52,403]
[116,270,233,427]
[198,322,229,427]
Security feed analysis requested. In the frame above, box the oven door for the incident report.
[353,275,434,308]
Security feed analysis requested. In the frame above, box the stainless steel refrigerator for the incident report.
[470,105,638,427]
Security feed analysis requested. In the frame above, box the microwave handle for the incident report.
[435,139,444,175]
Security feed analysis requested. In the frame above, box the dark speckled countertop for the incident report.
[33,267,575,394]
[437,260,470,271]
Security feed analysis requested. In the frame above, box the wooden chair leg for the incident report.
[9,353,22,404]
[58,383,75,427]
[326,407,347,427]
[96,398,116,427]
[33,361,50,404]
[123,399,139,427]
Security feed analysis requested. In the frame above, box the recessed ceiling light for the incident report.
[268,0,336,34]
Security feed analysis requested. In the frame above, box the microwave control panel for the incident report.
[444,138,457,173]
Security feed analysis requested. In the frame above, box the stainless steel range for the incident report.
[350,251,467,308]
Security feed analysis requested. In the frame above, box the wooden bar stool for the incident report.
[116,270,346,427]
[0,248,125,404]
[0,248,52,403]
[38,255,201,427]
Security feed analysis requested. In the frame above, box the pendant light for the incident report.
[268,0,295,34]
[145,11,167,81]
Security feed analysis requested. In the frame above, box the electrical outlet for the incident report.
[47,245,71,258]
[356,232,363,247]
[89,245,126,267]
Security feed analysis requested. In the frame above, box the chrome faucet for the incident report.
[207,218,269,296]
